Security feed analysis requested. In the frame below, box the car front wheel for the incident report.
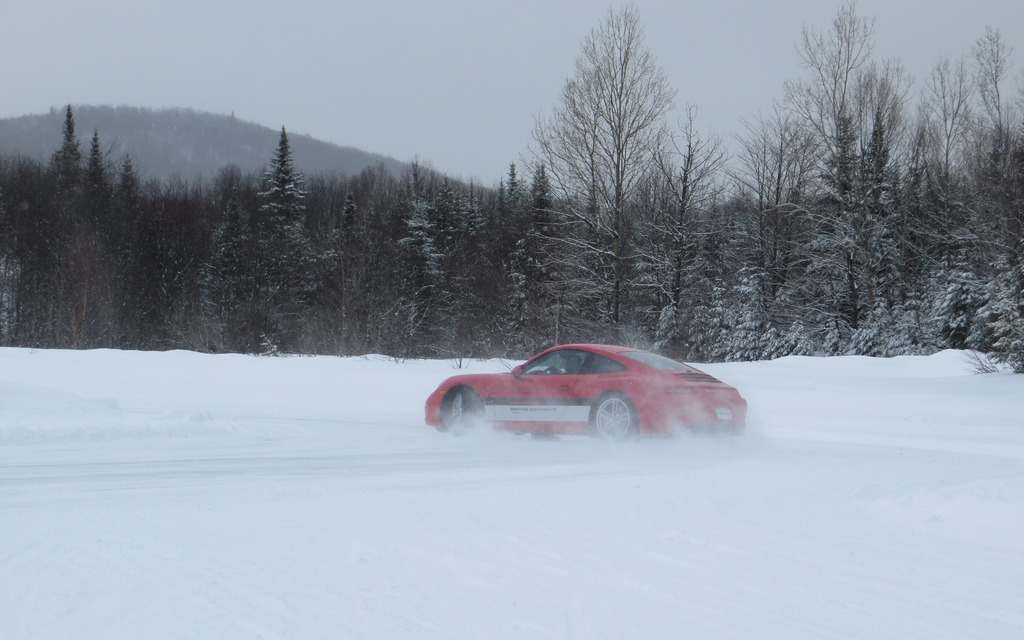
[440,386,483,433]
[590,393,637,441]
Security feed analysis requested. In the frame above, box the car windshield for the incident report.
[619,351,697,371]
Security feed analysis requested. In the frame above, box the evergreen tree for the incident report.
[112,155,144,346]
[253,127,315,351]
[68,129,117,347]
[887,295,934,356]
[725,267,769,361]
[341,190,357,232]
[398,165,440,290]
[520,162,566,348]
[981,263,1024,372]
[29,105,86,347]
[112,155,141,261]
[395,163,442,355]
[312,188,357,353]
[0,185,10,342]
[205,186,257,351]
[502,237,531,355]
[83,130,112,231]
[497,163,527,229]
[51,105,82,191]
[935,245,986,349]
[766,321,818,358]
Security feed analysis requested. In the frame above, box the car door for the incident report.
[485,349,588,425]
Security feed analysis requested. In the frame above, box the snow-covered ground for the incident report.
[2,347,1022,639]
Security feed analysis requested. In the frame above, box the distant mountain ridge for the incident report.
[0,105,408,181]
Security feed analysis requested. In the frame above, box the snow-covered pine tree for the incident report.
[848,308,891,356]
[886,293,934,355]
[395,163,443,356]
[520,163,562,350]
[725,267,769,361]
[690,281,729,362]
[495,163,560,353]
[498,163,527,226]
[935,243,986,349]
[502,237,531,357]
[432,175,489,358]
[983,263,1024,372]
[254,127,315,352]
[766,321,818,358]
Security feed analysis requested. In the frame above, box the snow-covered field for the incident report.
[2,347,1022,639]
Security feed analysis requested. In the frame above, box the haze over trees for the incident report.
[0,105,406,181]
[0,2,1021,369]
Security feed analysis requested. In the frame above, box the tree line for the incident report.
[0,2,1022,369]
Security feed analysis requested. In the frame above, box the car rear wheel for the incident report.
[590,393,637,441]
[440,386,483,433]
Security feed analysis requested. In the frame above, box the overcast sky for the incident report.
[4,1,1022,184]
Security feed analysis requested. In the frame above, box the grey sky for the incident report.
[4,1,1022,184]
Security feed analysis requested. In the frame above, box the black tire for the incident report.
[440,386,483,433]
[589,392,638,441]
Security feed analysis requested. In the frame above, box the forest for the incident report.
[0,3,1022,370]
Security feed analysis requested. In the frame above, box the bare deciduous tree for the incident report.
[973,26,1015,135]
[531,4,675,332]
[970,27,1021,274]
[638,105,727,353]
[732,105,818,313]
[784,0,875,165]
[922,56,974,188]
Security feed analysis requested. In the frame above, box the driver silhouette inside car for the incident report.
[526,350,585,375]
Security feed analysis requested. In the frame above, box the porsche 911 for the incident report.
[424,344,747,439]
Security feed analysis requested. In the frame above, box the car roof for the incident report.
[555,344,639,354]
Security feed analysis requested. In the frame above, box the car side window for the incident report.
[581,354,627,374]
[523,350,587,375]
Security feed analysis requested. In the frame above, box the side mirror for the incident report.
[512,364,524,379]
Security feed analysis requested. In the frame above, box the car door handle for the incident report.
[558,384,573,391]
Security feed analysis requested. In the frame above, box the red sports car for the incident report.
[424,344,747,439]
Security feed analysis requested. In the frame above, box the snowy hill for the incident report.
[1,348,1022,639]
[0,105,408,180]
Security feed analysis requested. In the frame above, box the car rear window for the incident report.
[619,351,697,371]
[581,354,627,374]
